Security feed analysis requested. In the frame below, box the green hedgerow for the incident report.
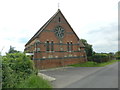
[2,52,37,88]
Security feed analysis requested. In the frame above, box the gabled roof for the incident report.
[25,9,60,46]
[25,9,85,47]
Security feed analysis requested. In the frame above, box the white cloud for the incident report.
[83,23,118,53]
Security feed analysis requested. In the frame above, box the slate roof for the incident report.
[25,9,85,47]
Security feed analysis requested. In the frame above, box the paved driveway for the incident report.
[40,65,112,88]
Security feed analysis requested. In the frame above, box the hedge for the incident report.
[116,56,120,60]
[2,52,37,88]
[88,53,113,63]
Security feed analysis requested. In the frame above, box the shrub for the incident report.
[2,52,37,88]
[92,53,110,63]
[116,56,120,60]
[87,56,93,61]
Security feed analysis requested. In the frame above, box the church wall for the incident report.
[33,57,86,69]
[25,10,87,69]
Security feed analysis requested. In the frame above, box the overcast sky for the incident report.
[0,0,119,55]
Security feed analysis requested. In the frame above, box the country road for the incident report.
[40,62,118,88]
[65,62,118,88]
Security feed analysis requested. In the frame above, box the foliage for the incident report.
[16,75,52,89]
[69,60,119,67]
[80,39,115,62]
[87,56,93,61]
[92,53,112,63]
[80,39,94,57]
[87,53,114,63]
[0,52,2,90]
[116,56,120,59]
[115,51,120,60]
[7,46,20,54]
[2,52,37,88]
[115,51,120,56]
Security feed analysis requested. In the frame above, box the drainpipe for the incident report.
[35,39,40,69]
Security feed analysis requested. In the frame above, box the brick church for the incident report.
[25,9,87,69]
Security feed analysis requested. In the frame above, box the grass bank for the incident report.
[68,60,120,67]
[16,75,52,89]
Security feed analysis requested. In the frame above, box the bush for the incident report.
[92,53,110,63]
[116,56,120,60]
[87,56,93,61]
[2,52,37,88]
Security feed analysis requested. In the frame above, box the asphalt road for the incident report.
[40,62,118,88]
[65,62,118,88]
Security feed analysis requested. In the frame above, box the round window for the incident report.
[54,26,65,39]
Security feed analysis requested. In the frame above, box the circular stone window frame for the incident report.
[54,25,65,40]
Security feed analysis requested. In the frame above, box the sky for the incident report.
[0,0,119,55]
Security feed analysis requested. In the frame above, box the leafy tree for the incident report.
[80,39,94,57]
[115,51,120,59]
[8,46,19,53]
[108,52,114,58]
[115,51,120,56]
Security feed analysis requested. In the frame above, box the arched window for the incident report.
[51,41,54,51]
[71,42,73,51]
[59,17,61,22]
[46,41,49,51]
[67,42,69,51]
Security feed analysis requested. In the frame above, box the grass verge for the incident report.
[68,60,120,67]
[16,75,52,89]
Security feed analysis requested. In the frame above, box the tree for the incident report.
[8,46,19,53]
[115,51,120,56]
[115,51,120,59]
[80,39,94,57]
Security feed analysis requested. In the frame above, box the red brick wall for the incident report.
[34,58,86,69]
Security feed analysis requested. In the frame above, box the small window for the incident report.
[46,41,49,51]
[67,42,69,51]
[51,41,54,51]
[59,17,61,22]
[71,42,73,51]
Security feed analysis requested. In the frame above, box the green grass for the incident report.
[16,75,52,89]
[68,60,120,67]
